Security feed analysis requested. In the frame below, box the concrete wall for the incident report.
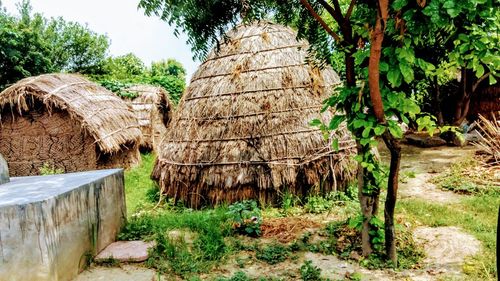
[0,169,126,281]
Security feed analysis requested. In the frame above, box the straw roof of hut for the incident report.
[124,85,172,151]
[152,22,356,208]
[0,73,142,153]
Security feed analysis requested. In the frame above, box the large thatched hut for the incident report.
[0,73,142,176]
[153,22,356,208]
[123,85,172,151]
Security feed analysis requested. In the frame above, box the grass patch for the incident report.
[398,193,499,280]
[324,219,424,270]
[119,207,232,278]
[431,158,499,194]
[124,153,157,216]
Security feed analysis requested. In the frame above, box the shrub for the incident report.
[255,243,289,265]
[227,200,262,237]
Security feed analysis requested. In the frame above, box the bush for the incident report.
[300,260,322,281]
[255,243,289,265]
[227,200,262,237]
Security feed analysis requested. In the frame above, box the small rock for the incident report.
[405,134,447,148]
[464,131,481,143]
[349,251,362,261]
[95,241,156,262]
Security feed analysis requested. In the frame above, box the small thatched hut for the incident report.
[0,73,142,176]
[153,22,356,208]
[123,85,172,151]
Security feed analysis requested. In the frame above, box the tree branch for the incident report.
[346,0,356,20]
[300,0,342,43]
[472,72,490,94]
[318,0,343,24]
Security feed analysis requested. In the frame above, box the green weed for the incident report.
[227,200,262,237]
[255,243,289,265]
[39,163,64,175]
[300,260,322,281]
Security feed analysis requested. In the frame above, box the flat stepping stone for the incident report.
[95,241,155,262]
[406,134,447,148]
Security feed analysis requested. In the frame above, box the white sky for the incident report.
[1,0,199,81]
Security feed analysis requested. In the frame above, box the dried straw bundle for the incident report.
[153,22,356,208]
[124,85,172,151]
[473,114,500,164]
[0,73,142,175]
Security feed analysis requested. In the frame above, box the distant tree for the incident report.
[0,1,54,88]
[45,18,110,74]
[151,59,186,78]
[102,53,147,79]
[94,55,187,103]
[0,0,110,90]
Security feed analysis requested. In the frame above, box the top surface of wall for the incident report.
[0,169,121,207]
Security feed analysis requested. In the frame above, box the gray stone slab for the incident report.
[0,153,8,185]
[95,241,156,262]
[0,169,127,281]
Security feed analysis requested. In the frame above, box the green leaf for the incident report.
[310,119,322,127]
[387,68,402,87]
[328,115,345,130]
[380,62,389,72]
[489,75,497,84]
[399,62,414,83]
[458,33,469,42]
[388,121,403,138]
[475,64,485,78]
[331,139,339,152]
[373,126,386,136]
[353,119,366,129]
[392,0,409,10]
[362,126,372,138]
[443,1,455,9]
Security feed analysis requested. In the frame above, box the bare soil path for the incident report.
[380,144,476,203]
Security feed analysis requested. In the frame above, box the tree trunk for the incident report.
[356,143,380,256]
[432,77,444,126]
[453,68,473,125]
[382,132,402,265]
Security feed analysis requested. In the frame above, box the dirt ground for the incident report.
[75,145,482,281]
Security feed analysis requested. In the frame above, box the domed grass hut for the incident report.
[0,73,142,176]
[124,85,172,151]
[153,22,356,208]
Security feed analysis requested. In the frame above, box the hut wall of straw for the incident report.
[0,73,142,176]
[470,83,500,120]
[124,85,172,151]
[153,22,356,208]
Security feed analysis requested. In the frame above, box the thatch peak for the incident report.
[0,73,141,153]
[153,22,354,208]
